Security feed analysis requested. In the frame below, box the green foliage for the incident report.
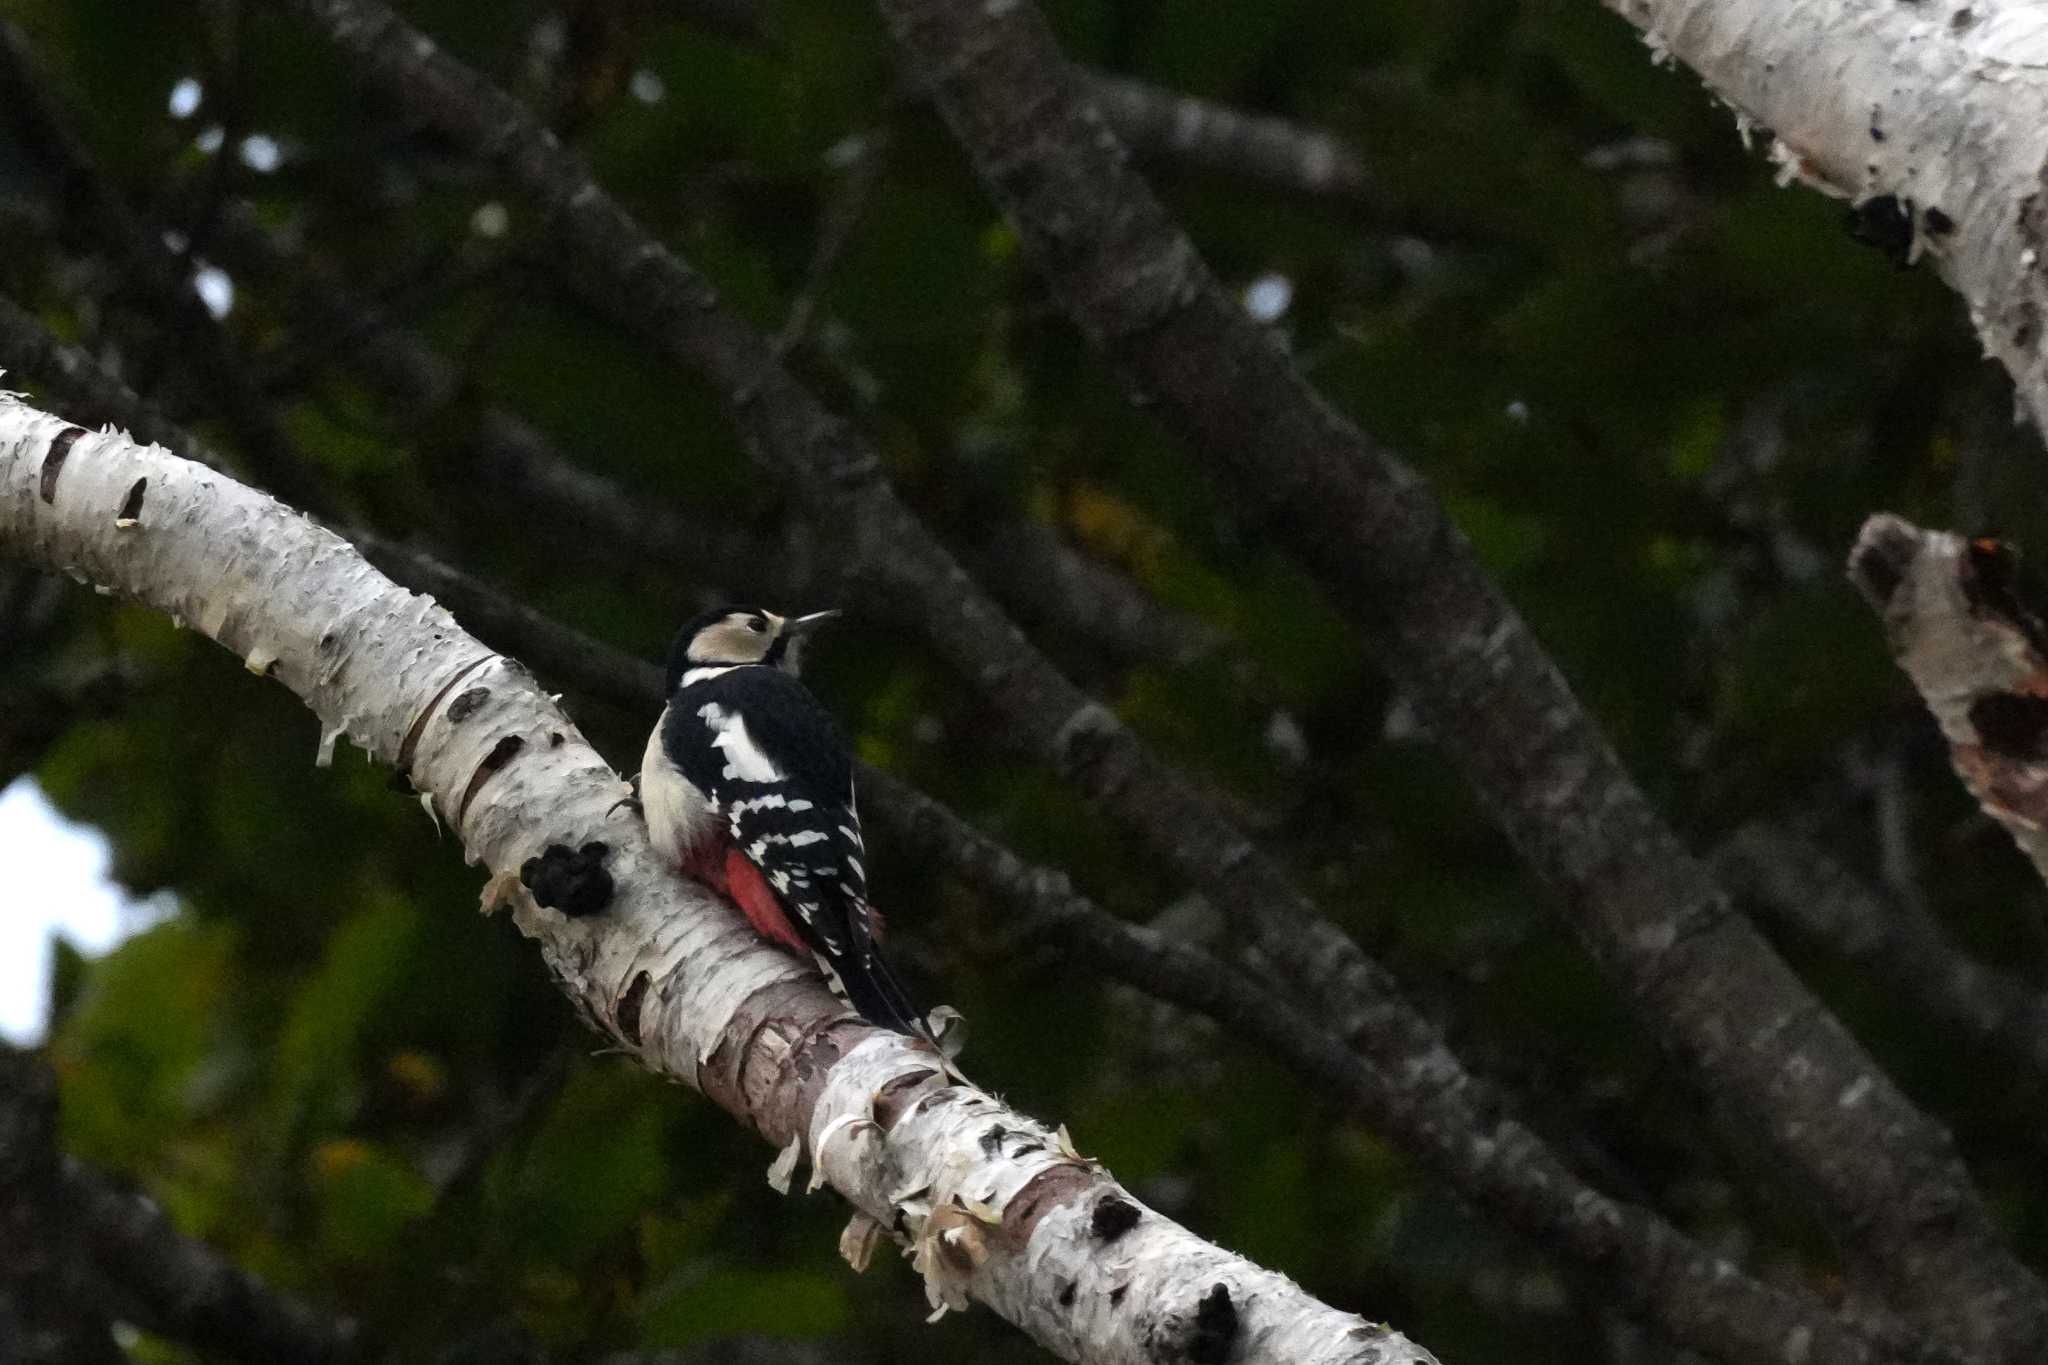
[4,0,2043,1361]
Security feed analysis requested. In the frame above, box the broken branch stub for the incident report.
[1852,512,2048,883]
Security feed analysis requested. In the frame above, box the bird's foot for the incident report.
[607,773,644,819]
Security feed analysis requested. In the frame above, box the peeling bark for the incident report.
[0,394,1434,1365]
[1851,513,2048,883]
[1599,0,2048,436]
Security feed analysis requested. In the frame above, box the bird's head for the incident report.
[665,605,841,692]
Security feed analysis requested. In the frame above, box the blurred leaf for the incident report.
[638,1266,850,1343]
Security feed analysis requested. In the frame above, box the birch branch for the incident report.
[0,307,1934,1365]
[212,519,1982,1365]
[264,0,1429,1098]
[0,392,1434,1365]
[1595,0,2048,439]
[866,1,2048,1359]
[314,525,1956,1365]
[1849,514,2048,885]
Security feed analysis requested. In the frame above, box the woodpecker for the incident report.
[640,605,926,1036]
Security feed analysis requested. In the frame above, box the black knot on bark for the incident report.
[521,841,614,917]
[1188,1283,1238,1364]
[1969,692,2048,760]
[1962,536,2048,658]
[1091,1192,1140,1241]
[1845,194,1915,268]
[446,686,492,723]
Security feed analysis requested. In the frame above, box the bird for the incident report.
[638,604,928,1037]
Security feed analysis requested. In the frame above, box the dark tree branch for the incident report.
[0,294,197,455]
[0,1048,126,1365]
[1715,823,2048,1084]
[616,0,1386,206]
[864,2,2048,1358]
[62,1156,362,1364]
[1076,72,1378,205]
[0,16,326,510]
[0,1044,358,1365]
[774,127,891,357]
[200,201,1221,669]
[0,294,1943,1365]
[263,0,1419,1095]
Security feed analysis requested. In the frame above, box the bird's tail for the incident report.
[842,942,929,1040]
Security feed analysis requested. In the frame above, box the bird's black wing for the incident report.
[664,667,920,1032]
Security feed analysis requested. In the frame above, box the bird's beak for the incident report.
[784,609,842,637]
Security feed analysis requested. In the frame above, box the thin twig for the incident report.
[774,128,891,357]
[1715,823,2048,1084]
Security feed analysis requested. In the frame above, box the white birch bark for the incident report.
[0,392,1436,1365]
[1849,512,2048,883]
[1601,0,2048,436]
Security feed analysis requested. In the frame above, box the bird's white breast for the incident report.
[641,706,717,863]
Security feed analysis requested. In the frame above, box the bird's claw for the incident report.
[608,773,645,819]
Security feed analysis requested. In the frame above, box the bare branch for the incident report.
[863,0,2048,1357]
[262,0,1423,1097]
[1078,72,1378,204]
[1593,0,2048,442]
[203,203,1221,668]
[0,301,1930,1365]
[0,1048,126,1365]
[1715,823,2048,1084]
[0,390,1436,1365]
[0,295,196,456]
[60,1154,361,1364]
[605,0,1387,206]
[3,1046,354,1365]
[867,770,1980,1365]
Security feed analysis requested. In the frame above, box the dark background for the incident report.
[2,1,2044,1362]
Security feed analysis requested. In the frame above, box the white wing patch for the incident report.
[696,702,785,782]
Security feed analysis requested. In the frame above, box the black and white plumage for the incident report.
[640,605,925,1036]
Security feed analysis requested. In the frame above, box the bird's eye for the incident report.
[748,618,766,634]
